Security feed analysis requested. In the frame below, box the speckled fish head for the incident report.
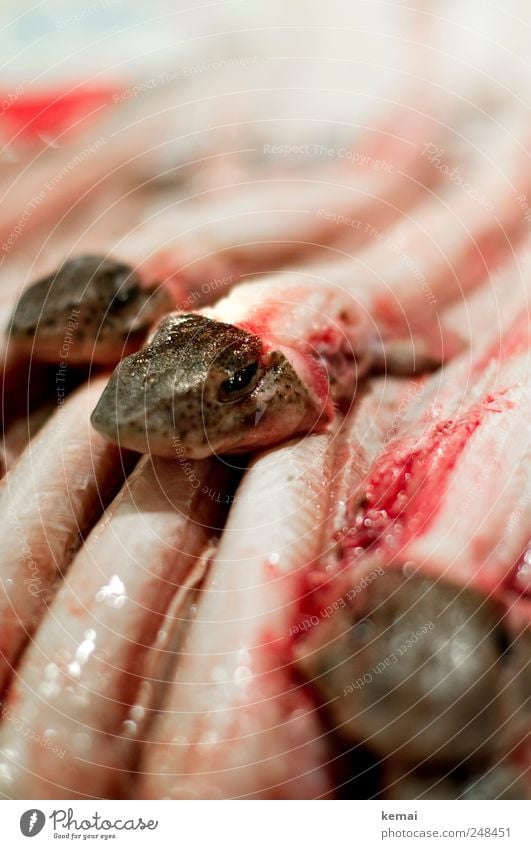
[8,254,171,365]
[91,312,323,458]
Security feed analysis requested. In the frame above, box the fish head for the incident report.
[91,312,325,457]
[294,569,514,765]
[8,254,171,365]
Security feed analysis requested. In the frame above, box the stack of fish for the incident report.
[0,58,529,800]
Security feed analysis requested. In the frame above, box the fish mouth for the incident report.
[294,570,521,767]
[90,347,180,456]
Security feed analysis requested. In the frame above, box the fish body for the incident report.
[91,113,531,458]
[7,105,447,366]
[293,308,531,781]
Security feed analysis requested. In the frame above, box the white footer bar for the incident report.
[2,799,529,848]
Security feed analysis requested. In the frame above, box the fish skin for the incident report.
[294,572,514,766]
[137,433,337,800]
[8,102,447,367]
[292,308,531,782]
[0,455,228,799]
[0,376,133,697]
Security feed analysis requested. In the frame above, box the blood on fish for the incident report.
[308,324,343,350]
[237,307,279,339]
[472,310,531,376]
[370,294,404,332]
[264,558,281,578]
[290,388,515,642]
[342,392,510,556]
[255,626,291,657]
[241,308,337,415]
[301,350,334,409]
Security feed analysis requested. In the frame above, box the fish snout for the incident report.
[90,347,196,457]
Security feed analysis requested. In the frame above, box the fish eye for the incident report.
[218,361,262,402]
[111,284,140,309]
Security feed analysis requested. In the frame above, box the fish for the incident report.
[8,105,442,366]
[91,117,531,458]
[0,67,282,252]
[0,376,133,696]
[0,455,229,798]
[292,305,531,782]
[137,433,337,799]
[0,403,55,475]
[0,177,188,430]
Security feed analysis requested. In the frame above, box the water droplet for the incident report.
[43,728,58,741]
[95,574,126,608]
[234,666,251,685]
[130,704,145,724]
[68,630,96,678]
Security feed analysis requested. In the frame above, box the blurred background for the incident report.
[0,0,530,150]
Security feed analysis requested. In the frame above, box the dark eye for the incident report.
[112,285,140,309]
[218,361,262,402]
